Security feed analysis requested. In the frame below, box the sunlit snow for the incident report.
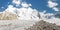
[0,0,60,30]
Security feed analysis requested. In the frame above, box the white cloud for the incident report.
[12,0,21,6]
[48,0,58,8]
[37,10,60,25]
[47,0,59,11]
[53,7,59,11]
[39,10,60,25]
[43,17,60,25]
[1,7,4,9]
[21,2,32,7]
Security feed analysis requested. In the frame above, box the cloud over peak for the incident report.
[47,0,59,11]
[21,2,32,8]
[48,0,58,8]
[12,0,22,6]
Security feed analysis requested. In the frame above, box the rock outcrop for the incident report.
[26,20,60,30]
[0,11,18,20]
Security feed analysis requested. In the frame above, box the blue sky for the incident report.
[24,0,54,13]
[0,0,60,13]
[0,0,12,12]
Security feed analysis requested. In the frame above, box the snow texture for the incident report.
[0,0,60,30]
[0,20,39,30]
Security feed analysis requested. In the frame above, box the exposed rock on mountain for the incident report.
[26,20,60,30]
[55,13,60,18]
[0,7,41,20]
[0,11,18,20]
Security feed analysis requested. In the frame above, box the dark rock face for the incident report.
[26,20,60,30]
[55,14,60,18]
[37,12,40,18]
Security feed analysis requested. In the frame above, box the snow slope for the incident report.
[0,20,40,30]
[0,0,60,30]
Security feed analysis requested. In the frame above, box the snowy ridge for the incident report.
[1,3,40,20]
[0,0,60,25]
[0,0,60,30]
[0,1,41,30]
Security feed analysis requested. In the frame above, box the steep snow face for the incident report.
[1,0,60,25]
[17,7,40,20]
[2,1,40,20]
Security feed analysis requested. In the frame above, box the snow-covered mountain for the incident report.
[0,0,60,30]
[0,2,41,20]
[0,0,60,24]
